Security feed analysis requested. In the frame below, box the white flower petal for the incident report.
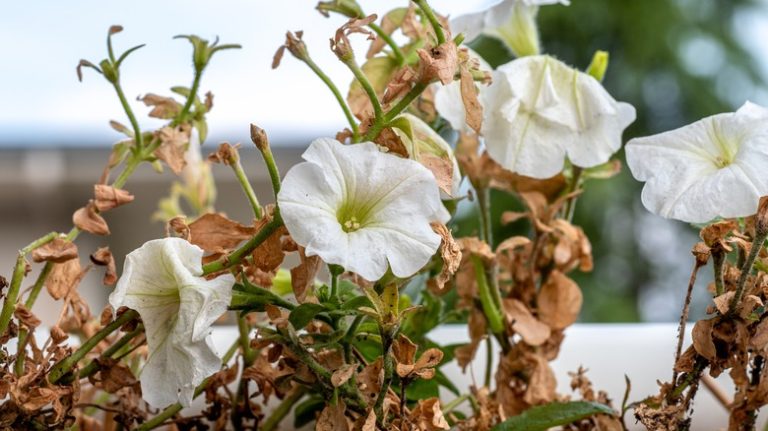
[110,238,234,408]
[278,138,448,281]
[626,103,768,223]
[483,55,634,177]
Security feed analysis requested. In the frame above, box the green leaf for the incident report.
[491,401,616,431]
[289,303,326,329]
[406,376,439,401]
[341,295,373,311]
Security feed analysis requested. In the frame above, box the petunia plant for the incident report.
[2,0,768,430]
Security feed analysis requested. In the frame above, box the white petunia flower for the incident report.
[277,138,450,281]
[109,238,234,408]
[434,49,491,134]
[451,0,569,57]
[482,55,636,179]
[626,101,768,223]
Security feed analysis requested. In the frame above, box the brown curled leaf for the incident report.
[93,185,134,212]
[73,202,110,236]
[90,247,117,286]
[31,237,78,263]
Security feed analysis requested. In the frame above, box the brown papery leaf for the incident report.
[93,185,134,212]
[502,299,550,346]
[96,358,138,393]
[90,247,117,285]
[393,333,418,377]
[154,126,190,174]
[251,223,287,272]
[188,213,256,252]
[31,237,78,263]
[700,220,738,247]
[421,154,454,196]
[430,222,461,290]
[73,202,110,236]
[460,65,482,134]
[317,400,350,431]
[357,357,383,401]
[692,318,717,361]
[417,41,458,85]
[46,258,83,300]
[750,318,768,350]
[291,247,321,303]
[167,216,191,240]
[331,364,356,387]
[537,271,583,330]
[712,291,735,315]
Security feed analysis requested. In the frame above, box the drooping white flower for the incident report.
[482,55,636,179]
[434,49,491,134]
[451,0,569,57]
[626,101,768,223]
[109,238,234,408]
[277,138,450,281]
[391,113,462,198]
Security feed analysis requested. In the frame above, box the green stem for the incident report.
[303,57,360,140]
[0,232,59,337]
[48,310,139,384]
[442,394,470,414]
[369,23,406,65]
[237,317,255,365]
[112,81,143,151]
[477,187,493,248]
[174,69,202,126]
[25,261,54,309]
[201,214,283,276]
[374,336,394,421]
[345,59,383,121]
[329,264,343,301]
[472,256,504,335]
[413,0,446,44]
[260,387,308,431]
[76,325,143,381]
[362,82,428,142]
[729,228,768,314]
[231,157,263,219]
[484,336,493,388]
[563,166,583,222]
[712,248,726,296]
[256,143,282,198]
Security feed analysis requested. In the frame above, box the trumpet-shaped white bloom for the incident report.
[626,101,768,223]
[434,50,491,134]
[451,0,569,57]
[277,138,450,281]
[482,55,636,179]
[109,238,234,408]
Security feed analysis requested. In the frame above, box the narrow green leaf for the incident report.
[289,303,326,329]
[341,295,373,311]
[491,401,616,431]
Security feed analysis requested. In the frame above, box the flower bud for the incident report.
[316,0,364,18]
[99,59,119,83]
[587,50,609,82]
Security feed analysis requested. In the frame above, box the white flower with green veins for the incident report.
[277,138,449,281]
[482,55,635,179]
[109,238,234,408]
[626,101,768,223]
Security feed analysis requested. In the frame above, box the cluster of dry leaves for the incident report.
[634,199,768,431]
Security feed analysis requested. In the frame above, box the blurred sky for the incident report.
[0,0,501,147]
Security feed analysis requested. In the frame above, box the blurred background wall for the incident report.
[1,0,768,324]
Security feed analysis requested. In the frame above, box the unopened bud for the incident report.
[250,124,270,151]
[316,0,364,18]
[587,50,609,82]
[99,59,119,83]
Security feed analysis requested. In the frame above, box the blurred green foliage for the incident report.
[460,0,766,322]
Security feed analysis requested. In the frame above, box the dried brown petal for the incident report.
[46,258,82,300]
[50,325,69,344]
[421,153,454,196]
[692,318,717,361]
[14,304,41,329]
[73,202,110,236]
[189,212,256,252]
[358,357,383,401]
[417,42,458,85]
[537,271,583,330]
[430,222,461,290]
[93,184,134,212]
[167,216,190,240]
[291,247,322,303]
[317,400,350,431]
[700,220,738,247]
[375,127,409,157]
[154,126,190,174]
[502,299,551,346]
[460,65,483,134]
[207,142,240,165]
[31,237,78,263]
[712,291,735,315]
[409,398,450,430]
[524,354,557,405]
[140,93,181,119]
[90,247,117,285]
